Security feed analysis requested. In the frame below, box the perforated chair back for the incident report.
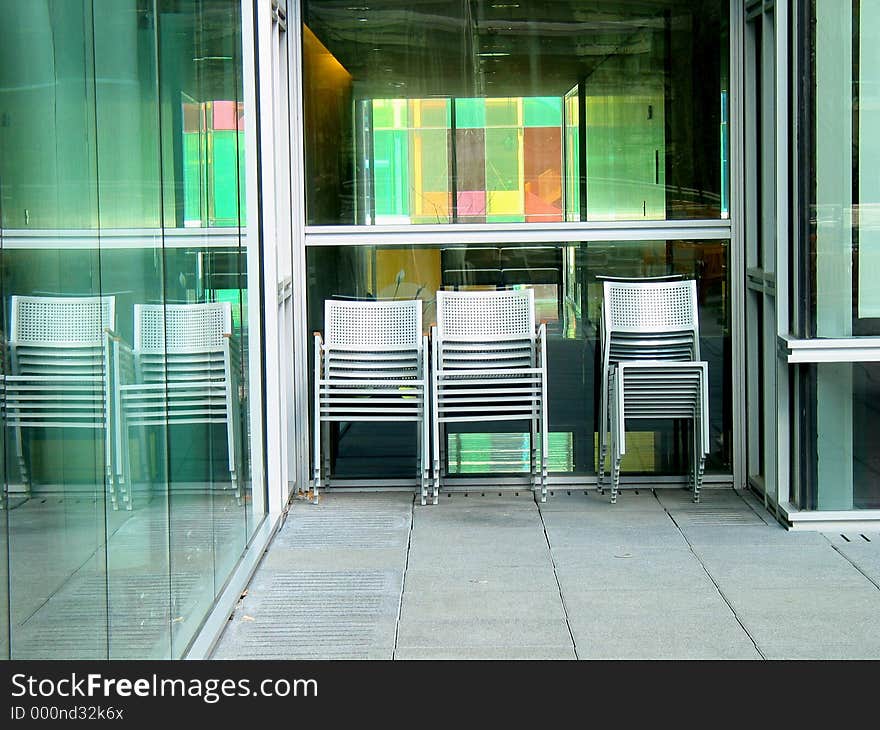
[436,289,535,341]
[324,299,422,351]
[603,280,698,336]
[135,302,232,354]
[11,295,114,348]
[133,303,233,386]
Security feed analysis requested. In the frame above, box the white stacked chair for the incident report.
[5,295,116,503]
[314,299,429,504]
[116,302,241,510]
[598,279,708,503]
[432,289,549,504]
[1,334,7,508]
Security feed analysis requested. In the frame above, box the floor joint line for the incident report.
[391,495,415,659]
[654,491,766,660]
[536,500,579,660]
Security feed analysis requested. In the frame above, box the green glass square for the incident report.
[485,128,519,191]
[455,98,486,128]
[372,99,395,129]
[524,97,563,127]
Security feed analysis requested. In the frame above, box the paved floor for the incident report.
[212,488,880,660]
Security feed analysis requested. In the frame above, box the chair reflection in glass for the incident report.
[5,295,117,505]
[113,302,242,510]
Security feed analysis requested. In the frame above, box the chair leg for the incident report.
[313,419,322,502]
[529,418,537,498]
[118,426,132,511]
[14,426,29,499]
[417,419,426,506]
[610,454,622,504]
[432,419,441,505]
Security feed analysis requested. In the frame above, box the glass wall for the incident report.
[795,0,880,511]
[0,0,263,659]
[306,239,731,480]
[301,0,730,225]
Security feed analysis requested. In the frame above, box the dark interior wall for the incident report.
[303,25,355,224]
[665,0,725,218]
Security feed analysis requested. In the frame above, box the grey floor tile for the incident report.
[403,567,561,594]
[554,549,715,592]
[569,613,760,660]
[395,646,576,660]
[395,618,573,649]
[400,588,566,622]
[693,544,871,589]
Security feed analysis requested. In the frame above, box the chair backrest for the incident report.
[10,295,114,347]
[602,280,698,336]
[134,302,232,354]
[601,280,700,366]
[324,299,422,351]
[436,289,534,341]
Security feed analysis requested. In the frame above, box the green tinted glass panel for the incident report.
[455,98,485,129]
[212,132,239,224]
[373,129,410,216]
[372,99,395,129]
[485,128,519,191]
[524,97,562,127]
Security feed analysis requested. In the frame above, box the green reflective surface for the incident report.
[0,0,262,659]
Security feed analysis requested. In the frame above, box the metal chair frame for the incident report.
[598,280,708,503]
[313,299,430,504]
[431,289,549,504]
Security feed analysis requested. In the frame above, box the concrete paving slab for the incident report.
[680,524,830,547]
[722,590,880,658]
[400,589,567,622]
[402,567,561,594]
[693,544,870,589]
[554,548,716,592]
[395,646,576,659]
[569,612,761,660]
[406,543,554,569]
[395,617,573,649]
[824,540,880,586]
[544,525,690,550]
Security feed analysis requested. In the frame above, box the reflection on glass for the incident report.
[303,0,729,224]
[801,362,880,510]
[0,0,259,658]
[307,240,731,479]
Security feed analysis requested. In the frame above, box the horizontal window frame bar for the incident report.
[1,228,244,250]
[304,220,732,247]
[780,335,880,363]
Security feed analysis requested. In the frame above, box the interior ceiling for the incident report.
[303,0,722,98]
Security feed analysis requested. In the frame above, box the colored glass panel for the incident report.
[524,97,563,128]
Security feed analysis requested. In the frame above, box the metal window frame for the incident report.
[285,0,744,492]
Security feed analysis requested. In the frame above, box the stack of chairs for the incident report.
[5,295,116,503]
[598,279,709,503]
[431,289,549,504]
[115,302,242,509]
[313,299,429,504]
